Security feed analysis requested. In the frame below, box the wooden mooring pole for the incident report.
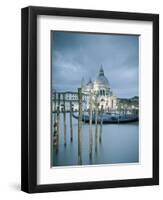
[78,88,82,164]
[99,106,103,143]
[56,93,60,153]
[63,93,67,146]
[95,97,98,153]
[89,92,93,160]
[70,100,73,142]
[53,118,58,146]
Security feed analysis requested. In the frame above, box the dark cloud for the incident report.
[52,31,139,98]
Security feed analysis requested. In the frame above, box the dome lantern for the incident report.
[99,65,104,76]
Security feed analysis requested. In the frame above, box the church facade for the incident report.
[81,66,117,111]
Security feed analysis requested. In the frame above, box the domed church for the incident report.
[81,65,117,111]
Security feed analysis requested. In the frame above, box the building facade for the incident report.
[52,66,138,113]
[81,66,117,111]
[117,96,139,113]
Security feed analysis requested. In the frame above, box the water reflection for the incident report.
[52,113,139,167]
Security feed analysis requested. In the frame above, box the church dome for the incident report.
[94,66,109,88]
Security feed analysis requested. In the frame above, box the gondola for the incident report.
[73,112,138,124]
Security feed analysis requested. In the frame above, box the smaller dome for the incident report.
[86,78,93,86]
[82,78,93,93]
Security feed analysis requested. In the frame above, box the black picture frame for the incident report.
[21,6,159,193]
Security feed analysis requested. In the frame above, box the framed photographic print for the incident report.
[21,6,159,193]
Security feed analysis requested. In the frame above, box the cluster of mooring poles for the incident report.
[88,91,103,161]
[52,92,74,153]
[52,89,103,165]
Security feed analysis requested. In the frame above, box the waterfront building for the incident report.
[52,65,138,113]
[117,96,139,113]
[81,66,117,111]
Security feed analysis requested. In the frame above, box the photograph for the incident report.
[51,31,139,167]
[21,6,159,193]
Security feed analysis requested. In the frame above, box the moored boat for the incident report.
[73,112,138,124]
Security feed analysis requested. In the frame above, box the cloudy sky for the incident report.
[51,31,139,98]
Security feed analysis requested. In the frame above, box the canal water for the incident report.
[52,113,139,167]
